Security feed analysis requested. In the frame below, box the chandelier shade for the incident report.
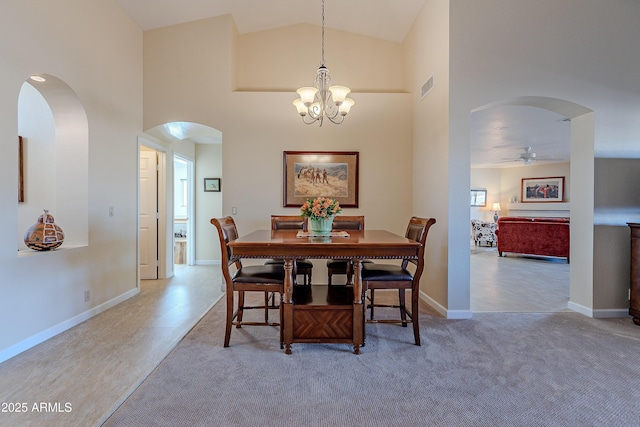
[293,0,354,126]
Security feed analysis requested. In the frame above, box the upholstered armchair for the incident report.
[471,219,497,247]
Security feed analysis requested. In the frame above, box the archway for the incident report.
[140,122,223,279]
[470,96,594,314]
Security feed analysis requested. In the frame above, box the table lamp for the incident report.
[492,202,501,223]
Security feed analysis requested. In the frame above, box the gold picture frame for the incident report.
[521,176,565,202]
[283,151,359,208]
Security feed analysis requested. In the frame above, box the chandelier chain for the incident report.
[321,0,325,67]
[292,0,354,125]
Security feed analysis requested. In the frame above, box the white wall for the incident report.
[594,158,640,311]
[450,0,640,316]
[17,83,56,246]
[195,143,223,263]
[0,0,142,362]
[470,169,501,223]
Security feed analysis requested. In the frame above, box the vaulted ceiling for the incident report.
[117,0,571,168]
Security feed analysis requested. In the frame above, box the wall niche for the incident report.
[17,75,88,252]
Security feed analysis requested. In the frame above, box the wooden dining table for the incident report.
[228,228,421,354]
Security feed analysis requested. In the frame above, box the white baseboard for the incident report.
[0,288,139,364]
[420,290,473,320]
[567,301,630,319]
[567,301,592,317]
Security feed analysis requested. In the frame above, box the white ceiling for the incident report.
[471,106,571,169]
[117,0,571,168]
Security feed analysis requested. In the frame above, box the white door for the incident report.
[139,149,158,279]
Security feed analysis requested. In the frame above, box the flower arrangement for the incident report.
[300,196,342,220]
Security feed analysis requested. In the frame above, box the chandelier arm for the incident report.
[302,115,320,125]
[327,115,345,125]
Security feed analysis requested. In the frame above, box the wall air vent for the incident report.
[420,75,434,100]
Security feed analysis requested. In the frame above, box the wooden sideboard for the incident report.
[629,223,640,326]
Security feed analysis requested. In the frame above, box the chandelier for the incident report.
[292,0,355,126]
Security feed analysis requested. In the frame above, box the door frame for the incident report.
[173,153,196,265]
[137,136,169,284]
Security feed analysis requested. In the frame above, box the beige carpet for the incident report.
[103,294,640,426]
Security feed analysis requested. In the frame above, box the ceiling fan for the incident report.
[500,147,565,165]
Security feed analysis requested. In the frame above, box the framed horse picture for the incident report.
[521,176,564,202]
[283,151,359,208]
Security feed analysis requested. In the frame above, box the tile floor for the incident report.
[0,250,570,426]
[470,241,570,312]
[0,264,224,427]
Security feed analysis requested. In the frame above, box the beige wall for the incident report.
[144,17,414,257]
[403,0,453,314]
[499,162,571,209]
[0,0,142,361]
[237,24,405,92]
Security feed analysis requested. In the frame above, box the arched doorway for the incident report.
[140,122,223,280]
[469,96,594,314]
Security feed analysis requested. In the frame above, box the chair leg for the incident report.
[399,289,407,327]
[411,289,421,346]
[346,262,353,285]
[279,293,284,349]
[369,289,375,320]
[264,292,269,323]
[328,269,332,286]
[224,290,234,347]
[236,291,245,328]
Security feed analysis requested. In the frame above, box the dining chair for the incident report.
[326,215,365,285]
[264,215,314,285]
[362,216,436,346]
[211,216,285,348]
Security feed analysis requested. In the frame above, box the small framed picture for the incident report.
[204,178,221,192]
[521,176,564,202]
[470,189,487,207]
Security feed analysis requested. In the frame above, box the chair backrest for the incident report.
[403,217,436,278]
[331,215,365,231]
[211,216,241,288]
[271,215,307,231]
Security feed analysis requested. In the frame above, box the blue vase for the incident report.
[309,216,334,235]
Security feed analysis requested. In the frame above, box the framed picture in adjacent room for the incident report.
[283,151,359,207]
[470,189,487,207]
[204,177,221,192]
[521,176,564,202]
